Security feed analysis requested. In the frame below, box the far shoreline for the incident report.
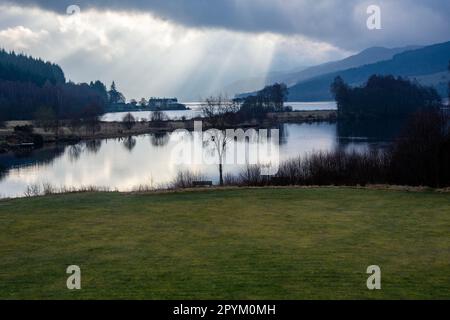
[0,110,337,152]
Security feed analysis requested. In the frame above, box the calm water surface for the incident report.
[0,117,395,198]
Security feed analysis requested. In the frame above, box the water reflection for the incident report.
[0,145,66,169]
[85,139,102,154]
[0,122,390,198]
[337,118,405,143]
[150,132,170,147]
[68,145,83,162]
[122,136,137,152]
[278,124,289,145]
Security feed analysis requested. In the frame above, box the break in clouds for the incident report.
[0,0,449,100]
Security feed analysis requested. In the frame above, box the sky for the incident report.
[0,0,449,101]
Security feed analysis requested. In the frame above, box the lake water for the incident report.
[0,117,396,199]
[101,101,337,122]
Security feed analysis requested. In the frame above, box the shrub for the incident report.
[14,125,34,134]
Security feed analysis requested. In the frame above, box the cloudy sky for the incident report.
[0,0,449,100]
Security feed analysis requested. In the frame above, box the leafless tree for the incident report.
[201,95,239,186]
[122,112,136,131]
[201,95,239,128]
[150,109,168,125]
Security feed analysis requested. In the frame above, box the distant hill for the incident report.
[287,41,450,101]
[223,70,295,98]
[231,45,420,97]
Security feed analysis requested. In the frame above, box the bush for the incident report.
[122,112,136,131]
[223,110,450,188]
[32,134,44,147]
[388,109,450,187]
[14,125,34,134]
[169,170,207,189]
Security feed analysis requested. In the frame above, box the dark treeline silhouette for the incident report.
[0,49,65,86]
[237,83,290,120]
[200,83,290,126]
[223,109,450,188]
[332,75,442,119]
[389,109,450,187]
[448,61,450,102]
[0,50,107,121]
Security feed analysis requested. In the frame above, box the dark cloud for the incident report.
[4,0,450,50]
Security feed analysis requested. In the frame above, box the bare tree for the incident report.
[150,109,168,126]
[122,112,136,131]
[201,95,239,186]
[205,129,230,186]
[201,95,239,128]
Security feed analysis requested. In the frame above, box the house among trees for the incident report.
[148,98,187,111]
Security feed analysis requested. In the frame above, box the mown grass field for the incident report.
[0,187,449,299]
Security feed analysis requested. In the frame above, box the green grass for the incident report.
[0,187,449,299]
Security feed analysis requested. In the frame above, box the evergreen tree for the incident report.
[108,81,126,105]
[0,50,106,120]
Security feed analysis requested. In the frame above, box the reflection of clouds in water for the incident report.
[0,123,364,198]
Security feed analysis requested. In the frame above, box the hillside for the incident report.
[232,45,420,98]
[288,41,450,101]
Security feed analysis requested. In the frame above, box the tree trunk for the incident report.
[219,163,224,186]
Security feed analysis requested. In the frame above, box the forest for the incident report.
[0,50,108,121]
[331,75,443,119]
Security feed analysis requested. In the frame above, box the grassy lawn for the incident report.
[0,187,449,299]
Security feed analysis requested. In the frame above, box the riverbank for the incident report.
[0,187,448,299]
[0,110,337,151]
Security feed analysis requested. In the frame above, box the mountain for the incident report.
[287,41,450,101]
[229,45,421,97]
[223,70,299,98]
[281,46,422,85]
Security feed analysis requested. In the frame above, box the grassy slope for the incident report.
[0,188,449,300]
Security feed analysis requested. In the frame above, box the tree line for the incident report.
[331,75,442,119]
[237,83,290,120]
[0,49,65,86]
[0,50,108,122]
